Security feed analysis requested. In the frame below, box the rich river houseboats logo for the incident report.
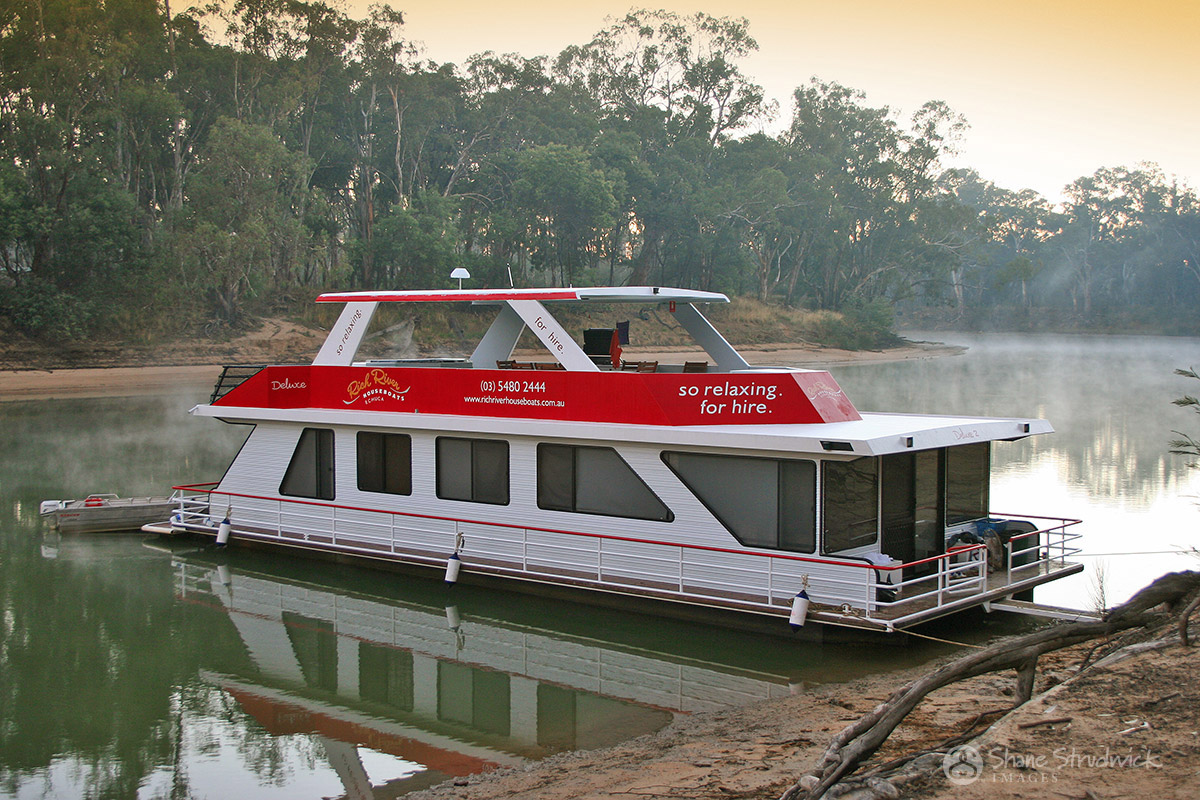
[344,369,410,406]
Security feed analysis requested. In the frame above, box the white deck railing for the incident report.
[167,484,1082,631]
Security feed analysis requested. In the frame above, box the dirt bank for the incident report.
[0,316,962,401]
[405,618,1199,800]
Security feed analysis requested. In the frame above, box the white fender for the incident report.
[445,553,462,585]
[445,605,461,631]
[789,589,811,630]
[216,517,232,546]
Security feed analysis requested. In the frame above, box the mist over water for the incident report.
[833,331,1200,608]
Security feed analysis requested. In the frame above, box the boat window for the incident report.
[357,432,412,496]
[436,437,510,505]
[945,442,990,524]
[537,444,673,522]
[359,643,414,711]
[822,457,878,553]
[662,452,815,552]
[438,662,511,736]
[280,428,335,500]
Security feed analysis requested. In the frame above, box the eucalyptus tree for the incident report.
[932,169,1060,312]
[449,52,608,284]
[510,144,618,287]
[708,134,802,301]
[1165,191,1200,307]
[170,117,313,322]
[554,9,767,285]
[1060,165,1182,315]
[782,80,902,309]
[780,80,967,310]
[342,3,418,286]
[0,0,168,334]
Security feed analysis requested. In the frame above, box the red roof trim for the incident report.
[316,289,581,303]
[314,287,731,304]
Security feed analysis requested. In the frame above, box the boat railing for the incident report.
[1000,513,1086,577]
[867,513,1084,626]
[170,483,218,526]
[209,365,270,404]
[167,484,1081,630]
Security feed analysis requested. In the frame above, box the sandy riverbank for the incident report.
[0,339,962,401]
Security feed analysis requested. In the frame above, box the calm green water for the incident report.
[1,333,1196,798]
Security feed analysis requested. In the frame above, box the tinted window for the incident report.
[280,428,334,500]
[946,442,990,524]
[357,432,412,495]
[663,452,815,552]
[822,458,878,553]
[437,437,509,505]
[538,444,672,522]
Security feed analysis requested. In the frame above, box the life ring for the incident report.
[84,497,105,507]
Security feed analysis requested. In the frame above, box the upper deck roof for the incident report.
[316,286,730,305]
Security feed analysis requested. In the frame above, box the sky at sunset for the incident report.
[342,0,1200,202]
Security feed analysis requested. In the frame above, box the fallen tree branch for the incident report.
[780,570,1200,800]
[1016,717,1073,729]
[1178,594,1200,646]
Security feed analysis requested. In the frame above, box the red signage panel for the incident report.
[217,366,861,425]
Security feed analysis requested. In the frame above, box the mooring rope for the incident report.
[901,629,987,648]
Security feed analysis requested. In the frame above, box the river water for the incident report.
[844,332,1200,610]
[0,332,1196,798]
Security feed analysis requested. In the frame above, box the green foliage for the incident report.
[809,298,901,350]
[1171,367,1200,465]
[364,190,460,288]
[1,0,1196,349]
[0,278,92,339]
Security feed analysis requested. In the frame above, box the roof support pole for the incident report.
[505,300,600,371]
[470,302,526,368]
[672,303,751,371]
[312,302,379,366]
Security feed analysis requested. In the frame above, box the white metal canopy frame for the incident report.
[311,286,752,373]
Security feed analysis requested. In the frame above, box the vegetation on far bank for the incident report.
[2,2,1199,348]
[0,293,903,371]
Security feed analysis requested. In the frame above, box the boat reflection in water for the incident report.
[169,549,797,796]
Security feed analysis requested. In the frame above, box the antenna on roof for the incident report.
[450,267,470,290]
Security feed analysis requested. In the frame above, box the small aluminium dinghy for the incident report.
[40,494,177,534]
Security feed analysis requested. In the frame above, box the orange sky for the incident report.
[342,0,1200,200]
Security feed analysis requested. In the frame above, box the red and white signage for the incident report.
[218,366,861,426]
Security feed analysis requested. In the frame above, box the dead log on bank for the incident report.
[781,570,1200,800]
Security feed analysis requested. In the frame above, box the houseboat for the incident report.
[148,286,1082,633]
